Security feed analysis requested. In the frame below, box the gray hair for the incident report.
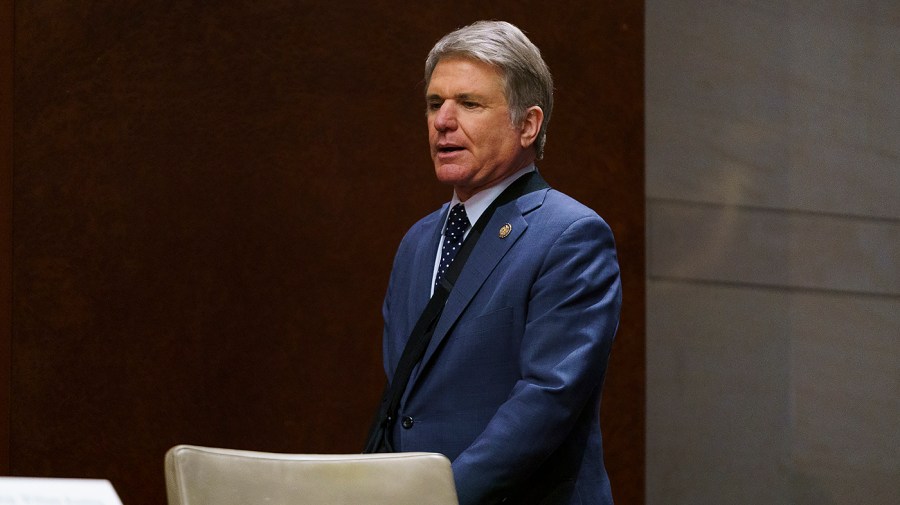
[425,20,554,159]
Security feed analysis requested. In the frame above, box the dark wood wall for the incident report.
[2,2,644,504]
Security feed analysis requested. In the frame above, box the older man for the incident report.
[366,21,622,505]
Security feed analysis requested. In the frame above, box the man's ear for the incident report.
[518,106,544,149]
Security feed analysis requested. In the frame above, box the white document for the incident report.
[0,477,124,505]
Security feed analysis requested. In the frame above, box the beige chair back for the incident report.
[165,445,458,505]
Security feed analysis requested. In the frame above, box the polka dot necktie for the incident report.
[435,203,470,290]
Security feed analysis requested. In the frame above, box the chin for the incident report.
[433,164,472,186]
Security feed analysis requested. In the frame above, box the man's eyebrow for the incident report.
[425,92,485,101]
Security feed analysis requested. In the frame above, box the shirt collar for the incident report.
[446,164,536,232]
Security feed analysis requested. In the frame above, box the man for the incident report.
[369,21,622,505]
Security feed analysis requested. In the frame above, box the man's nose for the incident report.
[433,102,457,131]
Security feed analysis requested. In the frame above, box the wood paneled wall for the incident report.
[1,0,12,475]
[2,2,644,504]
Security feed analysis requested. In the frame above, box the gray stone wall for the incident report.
[645,2,899,503]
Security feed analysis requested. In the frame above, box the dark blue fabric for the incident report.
[381,186,622,505]
[435,203,469,290]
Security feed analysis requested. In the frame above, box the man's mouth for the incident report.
[437,145,465,154]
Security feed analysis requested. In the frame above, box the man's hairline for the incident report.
[424,54,527,130]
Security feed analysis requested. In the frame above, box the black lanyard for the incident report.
[364,170,549,453]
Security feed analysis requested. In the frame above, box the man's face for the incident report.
[426,57,534,201]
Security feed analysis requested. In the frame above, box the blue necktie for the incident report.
[435,203,469,290]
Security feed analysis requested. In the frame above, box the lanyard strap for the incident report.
[364,170,549,453]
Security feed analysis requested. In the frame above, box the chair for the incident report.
[165,445,458,505]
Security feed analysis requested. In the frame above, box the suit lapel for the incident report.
[414,188,549,379]
[388,206,445,379]
[408,205,447,334]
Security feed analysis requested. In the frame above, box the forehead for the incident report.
[426,57,506,97]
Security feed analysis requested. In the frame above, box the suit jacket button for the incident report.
[401,416,414,429]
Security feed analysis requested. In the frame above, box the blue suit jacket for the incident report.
[382,181,622,505]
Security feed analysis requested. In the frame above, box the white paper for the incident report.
[0,478,124,505]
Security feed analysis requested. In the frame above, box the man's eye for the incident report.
[462,101,480,109]
[427,101,443,111]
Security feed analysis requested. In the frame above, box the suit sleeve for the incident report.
[450,214,622,505]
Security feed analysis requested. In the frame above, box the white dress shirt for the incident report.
[430,164,536,295]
